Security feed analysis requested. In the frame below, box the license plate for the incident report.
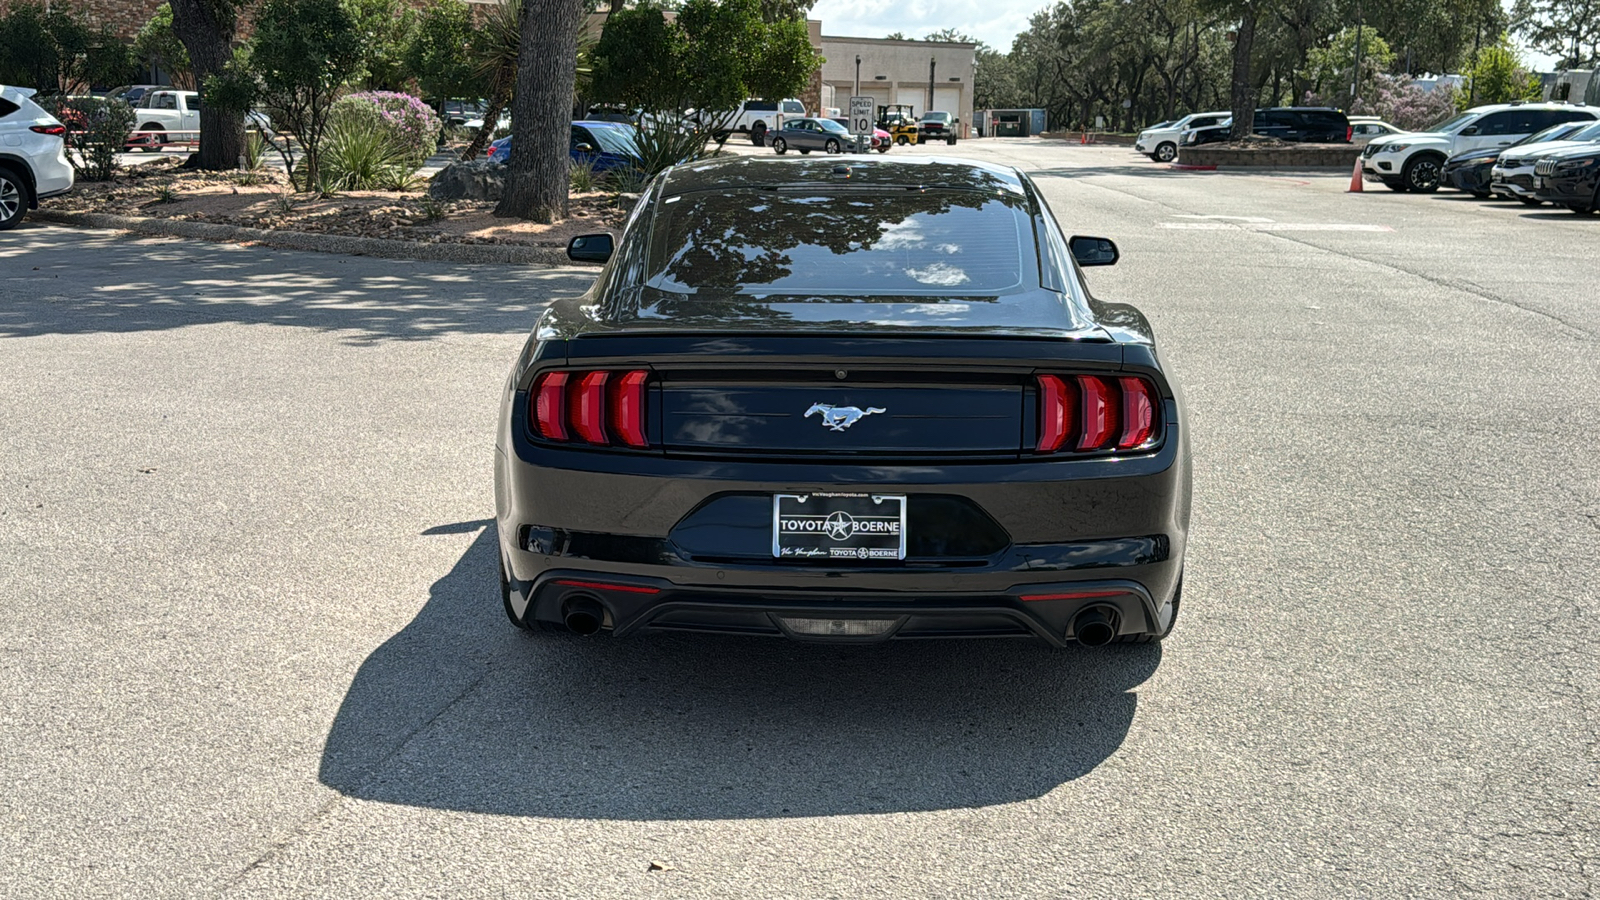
[772,492,907,560]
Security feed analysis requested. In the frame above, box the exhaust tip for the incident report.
[1072,606,1120,647]
[561,595,605,636]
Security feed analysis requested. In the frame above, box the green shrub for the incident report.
[37,95,134,182]
[569,160,599,193]
[314,115,411,191]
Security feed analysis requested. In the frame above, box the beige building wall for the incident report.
[818,35,975,136]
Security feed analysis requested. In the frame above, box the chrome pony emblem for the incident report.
[805,403,885,432]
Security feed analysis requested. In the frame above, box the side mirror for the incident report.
[1068,235,1119,267]
[567,233,615,264]
[1460,125,1479,136]
[574,143,594,153]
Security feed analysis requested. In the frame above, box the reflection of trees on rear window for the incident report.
[647,190,1027,295]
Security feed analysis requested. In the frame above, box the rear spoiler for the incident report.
[1,86,38,99]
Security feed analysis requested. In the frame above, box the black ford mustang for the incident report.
[494,156,1191,647]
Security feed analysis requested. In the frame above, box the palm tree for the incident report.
[461,0,596,161]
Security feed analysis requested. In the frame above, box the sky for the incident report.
[810,0,1564,71]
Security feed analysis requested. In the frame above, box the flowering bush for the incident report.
[1303,75,1461,132]
[328,91,442,167]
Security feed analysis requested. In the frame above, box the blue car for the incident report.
[489,121,643,172]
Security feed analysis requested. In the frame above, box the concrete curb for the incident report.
[30,209,574,267]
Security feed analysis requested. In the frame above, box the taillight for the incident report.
[1346,125,1353,142]
[530,369,650,449]
[1034,374,1159,454]
[30,124,67,137]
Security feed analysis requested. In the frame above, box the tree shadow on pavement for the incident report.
[0,226,597,342]
[319,522,1161,820]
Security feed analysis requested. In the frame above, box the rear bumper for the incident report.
[515,570,1165,646]
[496,402,1190,644]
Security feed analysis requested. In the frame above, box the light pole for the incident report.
[855,55,861,98]
[928,57,936,115]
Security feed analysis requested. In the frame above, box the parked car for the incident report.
[917,110,958,144]
[696,98,806,146]
[1532,143,1600,213]
[770,117,863,155]
[1485,120,1600,202]
[488,121,643,172]
[1136,111,1229,161]
[1348,116,1406,144]
[1361,101,1600,193]
[1183,107,1350,148]
[125,90,272,151]
[0,85,73,230]
[829,117,891,152]
[104,84,163,106]
[499,155,1190,646]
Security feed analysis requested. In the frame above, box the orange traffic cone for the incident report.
[1080,131,1088,144]
[1347,157,1363,193]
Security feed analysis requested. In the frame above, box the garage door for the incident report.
[932,87,961,117]
[895,87,924,115]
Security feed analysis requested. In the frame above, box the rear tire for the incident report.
[139,124,166,152]
[896,134,909,145]
[0,166,29,231]
[1118,576,1182,643]
[751,122,766,146]
[772,137,787,154]
[1154,141,1177,162]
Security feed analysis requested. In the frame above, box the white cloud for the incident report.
[811,0,1036,50]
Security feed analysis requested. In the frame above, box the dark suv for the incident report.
[1184,107,1352,147]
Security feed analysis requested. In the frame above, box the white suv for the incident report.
[0,85,74,230]
[1135,111,1230,162]
[1360,102,1599,193]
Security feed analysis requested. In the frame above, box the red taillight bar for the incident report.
[1118,376,1154,449]
[533,372,569,440]
[1035,374,1070,453]
[30,124,67,137]
[1035,374,1160,455]
[529,369,649,449]
[609,370,649,448]
[1076,375,1117,451]
[573,371,610,445]
[553,578,661,595]
[1019,589,1126,602]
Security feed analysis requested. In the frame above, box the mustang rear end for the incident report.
[494,156,1191,646]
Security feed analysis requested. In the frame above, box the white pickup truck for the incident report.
[126,90,271,151]
[699,98,806,146]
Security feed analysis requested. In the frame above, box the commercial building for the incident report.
[817,35,976,138]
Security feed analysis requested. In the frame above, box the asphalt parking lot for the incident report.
[2,139,1596,898]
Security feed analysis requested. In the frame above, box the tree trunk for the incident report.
[1228,8,1258,141]
[463,67,512,161]
[168,0,244,170]
[495,0,585,222]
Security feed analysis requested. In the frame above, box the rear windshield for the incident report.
[646,190,1031,296]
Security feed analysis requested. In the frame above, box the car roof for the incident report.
[573,120,631,129]
[657,155,1027,197]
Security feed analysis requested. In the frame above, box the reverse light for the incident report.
[1034,374,1160,454]
[531,369,650,448]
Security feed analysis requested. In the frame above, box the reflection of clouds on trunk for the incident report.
[905,262,971,286]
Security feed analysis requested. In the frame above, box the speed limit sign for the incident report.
[849,96,874,151]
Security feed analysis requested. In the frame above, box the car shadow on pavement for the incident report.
[319,522,1161,820]
[0,225,596,342]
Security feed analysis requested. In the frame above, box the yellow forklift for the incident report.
[877,104,919,146]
